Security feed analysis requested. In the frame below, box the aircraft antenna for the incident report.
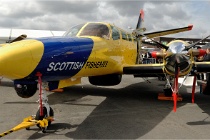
[8,28,12,43]
[50,30,54,36]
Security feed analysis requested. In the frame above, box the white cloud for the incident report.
[0,0,209,38]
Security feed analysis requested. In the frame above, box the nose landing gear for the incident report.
[35,72,54,132]
[0,72,55,138]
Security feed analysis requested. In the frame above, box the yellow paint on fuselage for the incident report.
[74,22,137,77]
[0,43,7,47]
[0,40,44,79]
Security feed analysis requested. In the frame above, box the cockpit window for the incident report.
[111,25,120,40]
[121,31,128,41]
[128,34,132,42]
[168,42,186,53]
[63,24,85,37]
[79,23,109,38]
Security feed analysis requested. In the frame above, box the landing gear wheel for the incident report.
[42,128,46,133]
[35,107,54,130]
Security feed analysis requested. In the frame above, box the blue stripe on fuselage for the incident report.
[30,37,93,81]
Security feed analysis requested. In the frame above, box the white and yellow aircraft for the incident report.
[0,10,195,133]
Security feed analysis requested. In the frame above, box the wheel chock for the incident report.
[158,93,183,101]
[0,116,54,138]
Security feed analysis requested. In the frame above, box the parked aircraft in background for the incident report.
[0,10,194,133]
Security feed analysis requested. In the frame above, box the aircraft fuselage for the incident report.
[0,22,137,81]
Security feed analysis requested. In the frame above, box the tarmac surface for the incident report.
[1,75,210,139]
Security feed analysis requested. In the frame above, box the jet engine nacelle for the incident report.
[14,80,37,98]
[88,74,122,86]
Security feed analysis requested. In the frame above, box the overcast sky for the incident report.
[0,0,209,38]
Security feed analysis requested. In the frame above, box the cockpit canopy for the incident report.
[63,23,110,38]
[63,22,135,42]
[63,24,85,37]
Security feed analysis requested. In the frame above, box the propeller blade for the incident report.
[10,34,27,43]
[185,35,210,50]
[151,39,168,50]
[141,33,168,50]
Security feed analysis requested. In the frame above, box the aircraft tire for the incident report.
[35,107,54,128]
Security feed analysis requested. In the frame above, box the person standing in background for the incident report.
[202,48,210,95]
[196,46,204,80]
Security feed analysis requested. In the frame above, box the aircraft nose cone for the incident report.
[165,53,190,74]
[0,40,44,79]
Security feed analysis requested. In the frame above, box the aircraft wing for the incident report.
[143,25,193,38]
[194,62,210,73]
[123,63,164,77]
[123,61,210,77]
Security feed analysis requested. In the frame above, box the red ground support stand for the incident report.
[158,93,183,101]
[191,75,197,103]
[172,67,180,112]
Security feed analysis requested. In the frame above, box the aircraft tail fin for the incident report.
[133,9,193,39]
[132,9,146,36]
[136,9,146,32]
